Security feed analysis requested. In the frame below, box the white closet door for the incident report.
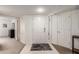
[51,15,58,44]
[58,14,72,48]
[32,15,49,44]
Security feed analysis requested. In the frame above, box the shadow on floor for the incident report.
[52,44,72,54]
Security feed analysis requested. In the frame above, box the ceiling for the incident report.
[0,5,78,17]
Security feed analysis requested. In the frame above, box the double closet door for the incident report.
[51,13,72,48]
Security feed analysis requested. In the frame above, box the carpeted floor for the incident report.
[0,38,25,54]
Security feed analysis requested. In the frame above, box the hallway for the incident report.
[0,5,79,54]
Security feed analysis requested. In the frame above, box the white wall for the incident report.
[0,16,16,37]
[20,15,33,44]
[71,10,79,49]
[51,9,79,49]
[20,17,26,44]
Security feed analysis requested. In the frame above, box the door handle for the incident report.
[44,27,46,32]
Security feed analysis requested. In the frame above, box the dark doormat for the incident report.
[31,43,52,51]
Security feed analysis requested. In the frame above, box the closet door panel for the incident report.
[51,15,58,44]
[58,14,72,48]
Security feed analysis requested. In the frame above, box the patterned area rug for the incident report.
[31,43,52,51]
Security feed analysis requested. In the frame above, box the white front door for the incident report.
[32,15,49,44]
